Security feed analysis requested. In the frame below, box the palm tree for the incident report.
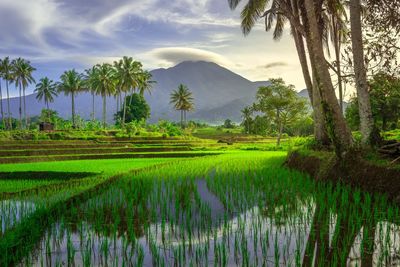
[113,57,143,127]
[90,64,116,128]
[1,57,13,130]
[84,67,98,121]
[228,0,353,154]
[35,77,58,110]
[12,58,36,129]
[0,59,5,129]
[58,70,84,128]
[170,84,194,127]
[137,70,155,96]
[241,106,253,134]
[228,0,329,145]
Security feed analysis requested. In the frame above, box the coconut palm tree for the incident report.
[1,57,13,130]
[83,66,98,121]
[0,59,5,129]
[113,57,142,126]
[35,77,58,110]
[228,0,329,145]
[137,70,155,96]
[241,106,253,134]
[12,58,36,129]
[170,84,194,127]
[90,64,116,128]
[228,0,353,154]
[58,69,84,128]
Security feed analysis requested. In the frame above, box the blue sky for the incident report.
[0,0,305,97]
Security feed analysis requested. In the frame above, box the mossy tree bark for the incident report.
[349,0,376,146]
[303,0,353,156]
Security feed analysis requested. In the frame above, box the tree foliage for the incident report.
[346,73,400,131]
[115,93,150,124]
[253,78,308,145]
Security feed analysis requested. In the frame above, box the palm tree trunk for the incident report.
[304,0,353,156]
[6,81,11,130]
[18,84,22,130]
[332,16,344,114]
[350,0,375,146]
[116,94,119,114]
[23,87,27,129]
[46,101,50,122]
[0,81,5,129]
[92,92,95,121]
[180,110,183,128]
[122,92,127,127]
[292,25,329,145]
[102,95,106,129]
[71,91,75,128]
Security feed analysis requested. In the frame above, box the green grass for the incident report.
[0,158,177,175]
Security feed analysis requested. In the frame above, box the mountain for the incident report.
[0,61,274,124]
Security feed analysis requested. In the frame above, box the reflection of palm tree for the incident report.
[35,77,58,110]
[58,70,84,128]
[170,84,194,127]
[12,58,36,129]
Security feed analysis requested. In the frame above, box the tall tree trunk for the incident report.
[350,0,375,146]
[71,92,75,129]
[0,81,4,129]
[304,0,353,156]
[122,92,127,127]
[292,25,329,145]
[6,81,11,130]
[116,94,119,114]
[18,84,22,130]
[180,110,183,128]
[332,16,344,113]
[46,101,50,122]
[102,95,106,129]
[91,92,95,121]
[277,121,283,146]
[23,87,27,129]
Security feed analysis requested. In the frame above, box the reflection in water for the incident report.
[0,200,36,235]
[19,174,400,266]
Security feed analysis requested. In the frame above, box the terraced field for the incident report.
[0,138,223,164]
[1,138,399,266]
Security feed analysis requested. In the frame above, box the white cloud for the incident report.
[146,47,233,67]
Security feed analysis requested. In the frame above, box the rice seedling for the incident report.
[1,151,400,266]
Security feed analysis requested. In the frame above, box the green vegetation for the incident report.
[170,84,195,127]
[115,93,150,124]
[1,151,399,266]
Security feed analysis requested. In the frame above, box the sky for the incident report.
[0,0,306,97]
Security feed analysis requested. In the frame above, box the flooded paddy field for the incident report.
[1,152,400,266]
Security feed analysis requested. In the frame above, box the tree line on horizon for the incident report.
[0,56,198,131]
[0,56,156,129]
[229,0,400,156]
